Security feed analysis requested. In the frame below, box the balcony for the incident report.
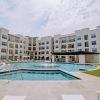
[85,42,89,47]
[29,44,32,46]
[15,40,19,43]
[61,40,67,43]
[69,39,75,42]
[8,39,14,42]
[84,35,88,40]
[33,44,36,46]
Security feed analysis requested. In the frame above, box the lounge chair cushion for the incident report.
[62,94,86,100]
[2,96,26,100]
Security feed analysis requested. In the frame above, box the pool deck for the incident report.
[0,72,100,100]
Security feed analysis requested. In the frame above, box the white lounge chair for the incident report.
[2,96,26,100]
[97,91,100,100]
[62,94,86,100]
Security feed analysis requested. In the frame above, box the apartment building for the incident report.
[38,36,53,61]
[0,28,26,60]
[0,26,100,63]
[0,28,53,61]
[53,26,100,63]
[25,36,39,60]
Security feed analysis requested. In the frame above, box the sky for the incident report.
[0,0,100,37]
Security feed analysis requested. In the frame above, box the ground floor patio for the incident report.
[0,72,100,100]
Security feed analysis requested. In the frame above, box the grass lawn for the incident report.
[84,64,100,77]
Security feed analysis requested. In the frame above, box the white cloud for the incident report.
[0,0,100,37]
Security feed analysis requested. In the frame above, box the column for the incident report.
[52,55,55,62]
[79,55,85,64]
[66,55,69,63]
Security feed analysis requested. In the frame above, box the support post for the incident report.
[66,55,69,63]
[52,55,55,62]
[79,55,85,64]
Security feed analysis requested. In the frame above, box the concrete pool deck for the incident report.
[0,72,100,100]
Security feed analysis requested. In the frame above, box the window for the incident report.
[1,55,6,59]
[15,50,18,54]
[77,36,81,40]
[29,43,31,46]
[46,41,49,44]
[39,47,41,50]
[61,40,66,43]
[91,34,96,38]
[46,51,49,54]
[1,48,6,53]
[33,47,36,50]
[39,43,41,45]
[69,38,75,42]
[9,50,13,54]
[20,45,22,48]
[15,44,18,48]
[42,42,45,45]
[56,45,58,48]
[42,47,45,49]
[61,50,66,52]
[28,47,31,50]
[2,35,7,39]
[61,56,65,58]
[61,45,66,49]
[23,41,25,44]
[35,52,37,55]
[20,50,22,53]
[85,49,89,52]
[68,44,74,48]
[77,43,81,46]
[92,41,96,45]
[85,42,89,47]
[41,51,45,54]
[33,43,36,46]
[55,40,58,43]
[46,46,49,49]
[84,35,88,40]
[92,48,97,52]
[78,49,81,51]
[2,42,7,46]
[9,43,14,48]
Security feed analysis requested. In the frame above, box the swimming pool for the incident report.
[0,69,80,81]
[9,62,96,72]
[0,62,96,81]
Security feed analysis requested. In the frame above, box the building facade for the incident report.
[0,26,100,63]
[53,26,100,63]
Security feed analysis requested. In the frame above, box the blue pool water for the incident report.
[10,62,96,72]
[0,62,96,81]
[0,70,80,80]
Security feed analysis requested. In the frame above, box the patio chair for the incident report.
[2,96,26,100]
[62,94,87,100]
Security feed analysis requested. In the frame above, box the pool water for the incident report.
[0,62,96,81]
[0,70,80,80]
[10,62,96,72]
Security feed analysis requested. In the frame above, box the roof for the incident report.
[52,51,100,55]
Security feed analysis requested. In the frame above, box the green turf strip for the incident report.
[84,68,100,77]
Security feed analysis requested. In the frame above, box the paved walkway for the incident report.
[0,72,100,100]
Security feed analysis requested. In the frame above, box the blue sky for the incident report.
[0,0,100,37]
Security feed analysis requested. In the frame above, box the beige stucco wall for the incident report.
[85,54,100,63]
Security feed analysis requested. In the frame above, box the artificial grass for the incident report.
[84,68,100,77]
